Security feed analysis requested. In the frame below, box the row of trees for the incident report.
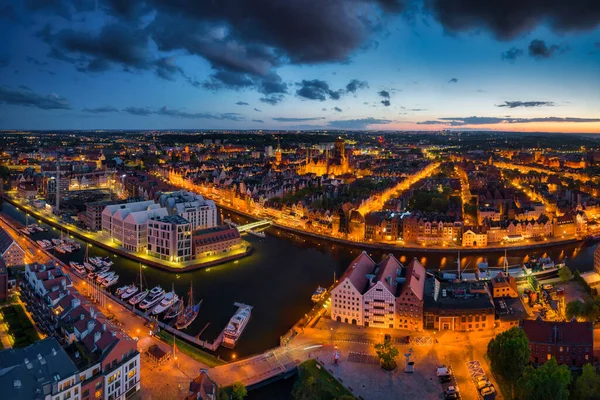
[488,327,600,400]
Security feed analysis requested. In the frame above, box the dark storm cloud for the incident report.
[346,79,369,93]
[528,39,568,59]
[425,0,600,40]
[497,101,555,108]
[154,57,183,80]
[236,101,249,106]
[328,118,392,129]
[334,107,343,112]
[418,116,600,126]
[448,78,458,83]
[82,106,119,113]
[252,119,264,123]
[501,47,524,62]
[0,85,70,110]
[272,117,326,122]
[381,100,391,107]
[296,80,343,101]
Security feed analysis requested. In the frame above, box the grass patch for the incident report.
[155,330,225,368]
[0,304,39,348]
[295,359,355,399]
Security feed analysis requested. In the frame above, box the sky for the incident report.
[0,0,599,133]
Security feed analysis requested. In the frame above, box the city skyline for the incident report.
[0,1,599,133]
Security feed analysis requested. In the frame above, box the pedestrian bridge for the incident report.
[235,219,272,233]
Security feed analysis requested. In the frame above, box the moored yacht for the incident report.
[120,285,139,300]
[222,306,251,348]
[139,291,165,311]
[152,292,179,315]
[129,289,149,305]
[102,274,119,287]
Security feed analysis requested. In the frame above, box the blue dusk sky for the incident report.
[0,0,599,132]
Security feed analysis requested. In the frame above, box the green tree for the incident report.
[231,381,247,400]
[559,267,573,282]
[566,300,586,320]
[583,298,600,322]
[487,326,530,395]
[292,370,320,400]
[573,363,600,400]
[515,357,572,400]
[374,336,399,371]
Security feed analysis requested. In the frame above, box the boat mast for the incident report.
[504,249,509,275]
[139,262,143,291]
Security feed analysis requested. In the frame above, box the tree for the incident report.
[374,336,399,371]
[487,327,530,394]
[583,297,600,322]
[573,363,600,400]
[292,371,320,400]
[566,299,586,320]
[515,357,572,400]
[231,381,247,400]
[558,267,573,282]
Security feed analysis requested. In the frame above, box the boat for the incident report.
[148,285,164,297]
[121,285,139,300]
[129,289,149,305]
[95,271,114,283]
[222,306,252,348]
[103,274,119,287]
[115,285,130,296]
[164,300,182,319]
[139,291,165,311]
[175,282,201,330]
[152,291,179,315]
[311,286,327,302]
[248,229,266,238]
[69,262,87,276]
[83,262,95,272]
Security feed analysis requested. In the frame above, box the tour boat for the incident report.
[311,287,327,302]
[139,291,165,311]
[222,306,251,348]
[69,262,87,276]
[175,282,201,330]
[121,285,139,300]
[152,291,179,315]
[102,274,119,287]
[129,289,149,305]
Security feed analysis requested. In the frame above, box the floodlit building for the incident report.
[191,225,242,259]
[0,227,26,266]
[158,191,217,230]
[147,215,192,262]
[522,319,593,367]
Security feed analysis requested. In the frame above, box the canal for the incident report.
[1,200,598,360]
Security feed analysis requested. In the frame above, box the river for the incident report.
[1,200,597,360]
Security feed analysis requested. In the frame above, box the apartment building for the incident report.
[158,191,217,230]
[331,253,426,330]
[20,262,141,400]
[0,337,81,400]
[147,215,192,262]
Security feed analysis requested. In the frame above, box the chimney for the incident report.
[94,331,101,343]
[90,307,95,319]
[87,319,95,332]
[51,348,57,356]
[102,323,106,332]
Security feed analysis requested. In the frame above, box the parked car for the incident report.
[480,385,496,398]
[476,376,491,389]
[440,374,452,383]
[445,386,459,400]
[437,365,451,376]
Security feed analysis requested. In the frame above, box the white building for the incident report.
[147,215,192,262]
[158,191,217,230]
[0,227,26,266]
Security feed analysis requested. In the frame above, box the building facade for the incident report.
[0,227,26,266]
[147,215,192,262]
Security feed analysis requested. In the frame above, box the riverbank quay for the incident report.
[1,194,252,272]
[219,201,582,254]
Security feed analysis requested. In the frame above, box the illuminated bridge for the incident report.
[235,220,272,232]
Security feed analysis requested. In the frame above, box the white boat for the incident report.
[69,262,87,276]
[102,274,119,287]
[149,285,164,297]
[152,292,179,315]
[164,300,182,319]
[139,292,165,310]
[115,285,130,296]
[96,271,113,283]
[311,287,326,302]
[248,229,266,238]
[222,306,251,348]
[121,285,139,300]
[129,289,149,305]
[83,262,95,272]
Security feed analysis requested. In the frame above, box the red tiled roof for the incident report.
[522,319,593,345]
[402,258,426,300]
